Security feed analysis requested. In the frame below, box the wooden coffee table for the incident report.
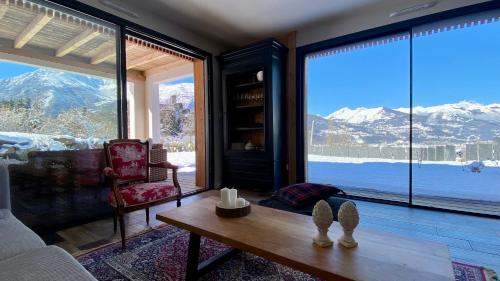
[156,197,454,281]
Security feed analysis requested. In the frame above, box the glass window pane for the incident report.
[412,10,500,215]
[305,33,410,202]
[0,0,119,230]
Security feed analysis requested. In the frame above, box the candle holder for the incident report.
[215,201,251,218]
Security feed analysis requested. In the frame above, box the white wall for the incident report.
[144,63,193,142]
[296,0,490,47]
[127,79,146,139]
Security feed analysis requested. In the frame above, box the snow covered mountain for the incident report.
[0,69,115,116]
[310,101,500,145]
[159,83,194,111]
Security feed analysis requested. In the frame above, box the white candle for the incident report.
[221,188,230,208]
[229,189,237,208]
[236,198,246,208]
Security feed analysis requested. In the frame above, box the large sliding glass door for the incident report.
[412,11,500,215]
[305,33,411,203]
[303,9,500,215]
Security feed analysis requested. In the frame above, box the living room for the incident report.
[0,0,499,280]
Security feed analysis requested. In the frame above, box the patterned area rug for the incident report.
[77,225,498,281]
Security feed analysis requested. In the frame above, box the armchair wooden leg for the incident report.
[113,210,117,234]
[177,197,181,207]
[145,207,150,225]
[119,214,126,249]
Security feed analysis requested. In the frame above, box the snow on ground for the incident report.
[0,132,102,160]
[308,154,500,202]
[167,151,196,173]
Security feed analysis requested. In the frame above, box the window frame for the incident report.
[296,1,500,218]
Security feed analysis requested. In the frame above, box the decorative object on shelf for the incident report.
[256,70,264,81]
[231,142,244,150]
[337,201,359,248]
[244,141,256,150]
[216,188,251,218]
[254,111,264,125]
[312,200,334,247]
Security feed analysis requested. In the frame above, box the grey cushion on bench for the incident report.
[0,209,46,261]
[0,246,96,281]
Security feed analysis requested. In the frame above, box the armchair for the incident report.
[103,139,181,248]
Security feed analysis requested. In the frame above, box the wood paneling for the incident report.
[277,32,297,185]
[194,59,206,188]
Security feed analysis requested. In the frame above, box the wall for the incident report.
[296,0,490,47]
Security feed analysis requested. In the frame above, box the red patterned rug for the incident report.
[76,225,497,281]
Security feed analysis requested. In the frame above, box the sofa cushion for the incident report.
[0,245,96,281]
[273,183,345,208]
[0,209,46,261]
[108,182,177,207]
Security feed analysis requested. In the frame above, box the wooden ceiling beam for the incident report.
[56,29,100,57]
[90,43,140,65]
[0,38,115,79]
[14,13,52,49]
[143,59,192,77]
[126,52,168,70]
[0,5,8,20]
[90,48,115,65]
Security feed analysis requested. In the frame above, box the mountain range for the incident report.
[0,69,116,116]
[0,69,498,145]
[0,69,194,116]
[159,83,194,111]
[310,101,500,145]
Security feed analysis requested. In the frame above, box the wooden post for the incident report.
[193,59,206,188]
[277,31,297,185]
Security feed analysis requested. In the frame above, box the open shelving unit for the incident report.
[220,39,287,191]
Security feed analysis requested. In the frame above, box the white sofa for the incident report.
[0,163,96,281]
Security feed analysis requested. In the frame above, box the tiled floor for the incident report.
[176,172,206,195]
[56,190,500,275]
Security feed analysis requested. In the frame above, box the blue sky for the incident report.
[0,60,37,78]
[162,76,193,86]
[307,21,500,116]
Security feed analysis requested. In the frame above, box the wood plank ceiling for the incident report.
[0,0,193,78]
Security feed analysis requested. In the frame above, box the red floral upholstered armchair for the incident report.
[103,139,181,248]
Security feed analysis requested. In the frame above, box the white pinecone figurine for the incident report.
[312,200,333,247]
[338,201,359,248]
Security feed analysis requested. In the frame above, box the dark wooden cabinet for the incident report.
[219,39,287,191]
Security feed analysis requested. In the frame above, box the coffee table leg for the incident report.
[186,232,201,281]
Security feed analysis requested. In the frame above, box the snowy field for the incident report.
[308,154,500,202]
[167,151,196,174]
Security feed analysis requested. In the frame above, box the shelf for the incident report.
[234,104,264,109]
[234,127,264,131]
[234,81,263,88]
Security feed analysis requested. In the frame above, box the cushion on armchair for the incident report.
[108,182,177,207]
[273,183,345,208]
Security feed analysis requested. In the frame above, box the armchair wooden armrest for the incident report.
[148,161,181,192]
[148,161,178,170]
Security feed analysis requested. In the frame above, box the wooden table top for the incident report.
[156,197,454,281]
